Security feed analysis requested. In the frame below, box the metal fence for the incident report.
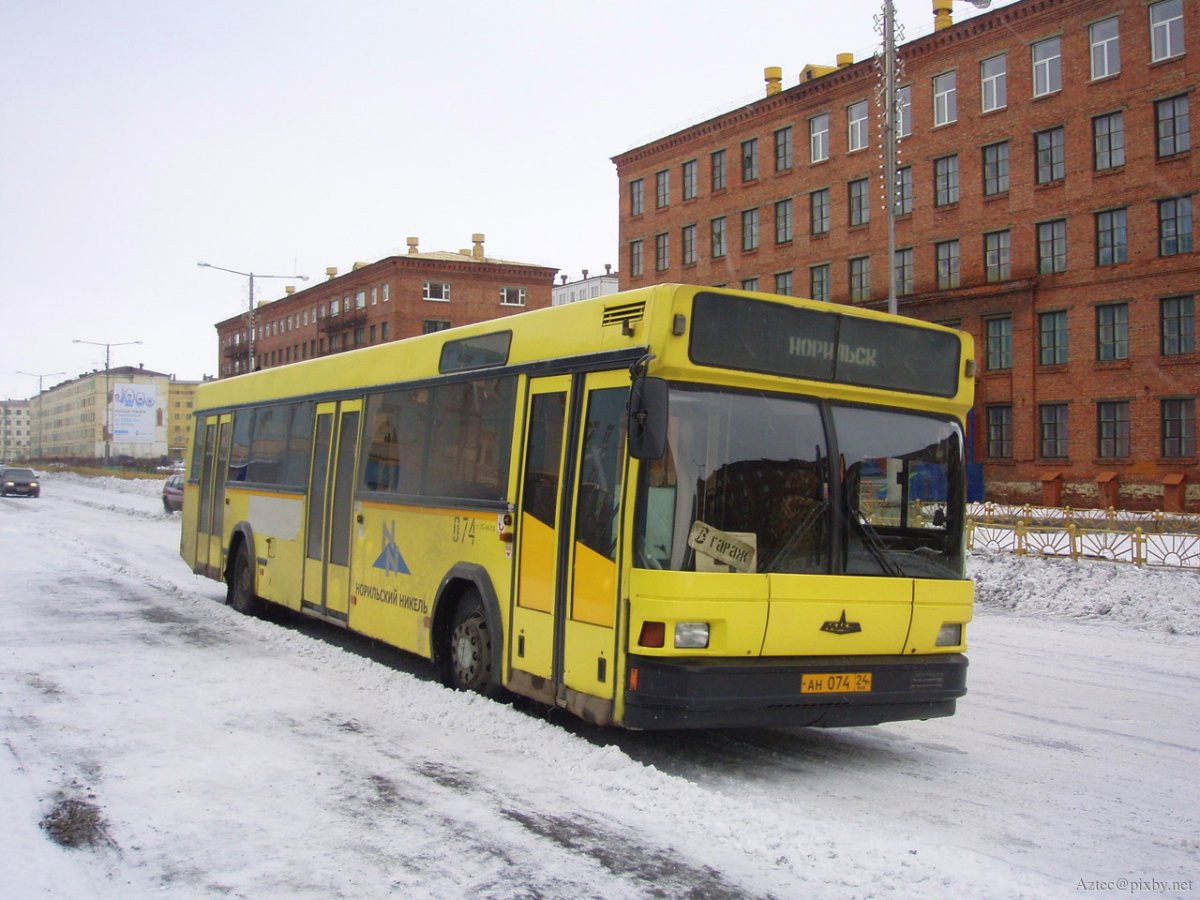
[966,503,1200,570]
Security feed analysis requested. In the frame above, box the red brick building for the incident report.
[215,234,557,379]
[613,0,1198,511]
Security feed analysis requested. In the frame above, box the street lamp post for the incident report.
[197,262,309,373]
[878,0,990,316]
[72,339,142,467]
[15,369,65,460]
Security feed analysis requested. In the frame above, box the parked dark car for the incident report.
[162,474,184,512]
[1,467,41,498]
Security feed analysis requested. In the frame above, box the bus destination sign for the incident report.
[689,292,961,397]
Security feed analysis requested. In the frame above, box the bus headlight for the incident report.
[674,622,710,649]
[935,623,962,647]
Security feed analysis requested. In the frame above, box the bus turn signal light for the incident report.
[638,621,665,648]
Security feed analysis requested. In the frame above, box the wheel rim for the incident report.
[451,614,486,688]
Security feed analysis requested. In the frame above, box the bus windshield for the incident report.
[633,386,964,579]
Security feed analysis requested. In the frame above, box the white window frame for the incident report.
[1090,17,1121,79]
[500,287,526,307]
[382,283,390,302]
[897,85,912,138]
[981,54,1007,112]
[1033,37,1062,97]
[810,113,830,163]
[933,71,957,126]
[1150,0,1184,62]
[423,281,451,302]
[847,100,868,152]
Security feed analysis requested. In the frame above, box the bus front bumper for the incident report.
[621,653,967,730]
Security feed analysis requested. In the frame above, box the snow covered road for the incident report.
[1,475,1197,898]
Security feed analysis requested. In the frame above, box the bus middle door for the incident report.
[195,413,232,580]
[302,400,362,621]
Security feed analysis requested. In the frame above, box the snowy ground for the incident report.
[1,474,1197,899]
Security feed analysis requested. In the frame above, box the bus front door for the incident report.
[512,375,572,687]
[302,400,362,621]
[195,413,232,580]
[512,371,627,721]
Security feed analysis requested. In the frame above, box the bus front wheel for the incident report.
[447,590,494,694]
[227,544,264,617]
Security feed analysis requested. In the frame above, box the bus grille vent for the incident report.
[602,301,646,327]
[910,670,946,692]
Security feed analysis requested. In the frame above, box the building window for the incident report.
[987,406,1013,458]
[774,127,793,172]
[711,217,727,258]
[810,264,830,302]
[681,224,697,265]
[655,232,669,271]
[1096,209,1128,266]
[982,141,1009,195]
[711,149,727,191]
[933,71,957,126]
[981,54,1007,112]
[1032,37,1062,97]
[1093,112,1125,170]
[741,138,759,181]
[655,169,670,209]
[1039,310,1068,365]
[500,287,526,307]
[897,85,912,138]
[1036,126,1065,183]
[894,247,914,296]
[894,165,913,215]
[1090,17,1121,79]
[936,240,960,290]
[1159,196,1193,256]
[382,283,389,302]
[1150,0,1184,63]
[934,155,959,206]
[423,320,451,334]
[741,208,760,251]
[774,271,793,296]
[847,100,868,152]
[986,317,1012,370]
[741,278,759,292]
[1155,95,1190,158]
[774,199,793,243]
[1098,401,1131,458]
[810,188,830,235]
[1162,398,1196,457]
[810,113,830,163]
[848,178,870,226]
[1161,295,1196,355]
[985,230,1011,282]
[629,239,643,277]
[849,256,871,302]
[423,282,450,302]
[1038,219,1068,273]
[1040,404,1069,458]
[630,179,644,216]
[1097,303,1129,361]
[356,290,366,309]
[682,159,698,201]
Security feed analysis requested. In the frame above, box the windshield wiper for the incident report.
[765,499,828,573]
[846,502,904,578]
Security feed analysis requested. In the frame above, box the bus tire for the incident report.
[446,588,494,694]
[227,544,264,617]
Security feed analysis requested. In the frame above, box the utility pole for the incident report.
[16,370,65,460]
[72,339,142,467]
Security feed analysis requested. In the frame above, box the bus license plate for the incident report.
[801,672,873,694]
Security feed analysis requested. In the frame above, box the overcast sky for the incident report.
[0,0,1008,402]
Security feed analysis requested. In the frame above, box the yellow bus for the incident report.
[181,283,975,729]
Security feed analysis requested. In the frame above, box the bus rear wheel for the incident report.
[447,590,494,693]
[227,544,264,617]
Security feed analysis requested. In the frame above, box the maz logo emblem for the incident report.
[820,610,862,635]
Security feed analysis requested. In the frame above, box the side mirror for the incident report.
[627,377,668,460]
